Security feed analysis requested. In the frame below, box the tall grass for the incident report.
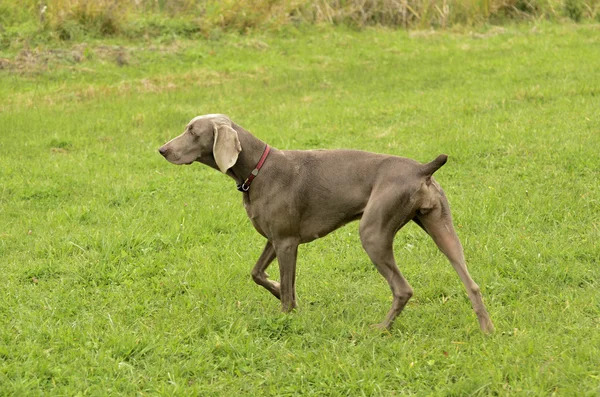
[1,0,599,45]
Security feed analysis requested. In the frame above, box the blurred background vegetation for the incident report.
[1,0,599,49]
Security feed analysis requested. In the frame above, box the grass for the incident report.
[1,22,599,395]
[1,0,600,47]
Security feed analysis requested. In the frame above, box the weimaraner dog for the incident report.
[159,114,494,333]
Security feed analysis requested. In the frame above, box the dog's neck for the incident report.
[226,123,270,185]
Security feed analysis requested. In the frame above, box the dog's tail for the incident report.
[420,154,448,177]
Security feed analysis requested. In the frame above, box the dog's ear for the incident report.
[213,124,242,173]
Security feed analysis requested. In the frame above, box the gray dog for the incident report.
[159,114,494,333]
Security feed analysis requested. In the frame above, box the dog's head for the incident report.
[158,114,241,173]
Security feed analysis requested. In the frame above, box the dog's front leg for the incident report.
[273,238,299,312]
[251,241,281,299]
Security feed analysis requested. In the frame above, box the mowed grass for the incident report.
[1,23,599,395]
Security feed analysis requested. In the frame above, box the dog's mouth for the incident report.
[173,156,195,165]
[158,145,197,165]
[162,153,194,165]
[170,157,194,165]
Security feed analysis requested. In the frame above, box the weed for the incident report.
[564,0,584,20]
[2,0,600,46]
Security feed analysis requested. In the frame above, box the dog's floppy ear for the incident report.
[213,124,242,173]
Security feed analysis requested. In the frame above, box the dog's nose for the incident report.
[158,147,168,156]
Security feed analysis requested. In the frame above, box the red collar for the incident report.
[237,144,271,193]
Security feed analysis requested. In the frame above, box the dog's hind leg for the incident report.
[359,196,415,330]
[415,185,495,334]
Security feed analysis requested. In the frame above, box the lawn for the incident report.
[1,23,599,395]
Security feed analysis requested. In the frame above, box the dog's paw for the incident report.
[369,323,392,335]
[481,319,495,335]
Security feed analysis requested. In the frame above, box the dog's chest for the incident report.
[242,196,255,219]
[242,193,298,239]
[242,196,267,237]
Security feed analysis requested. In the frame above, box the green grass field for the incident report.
[1,23,599,395]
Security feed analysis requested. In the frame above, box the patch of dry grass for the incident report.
[2,0,599,45]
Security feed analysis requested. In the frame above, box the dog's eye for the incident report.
[188,128,196,136]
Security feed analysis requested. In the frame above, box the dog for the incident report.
[159,114,494,333]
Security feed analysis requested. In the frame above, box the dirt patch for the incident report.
[2,68,228,111]
[0,42,182,73]
[1,44,90,73]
